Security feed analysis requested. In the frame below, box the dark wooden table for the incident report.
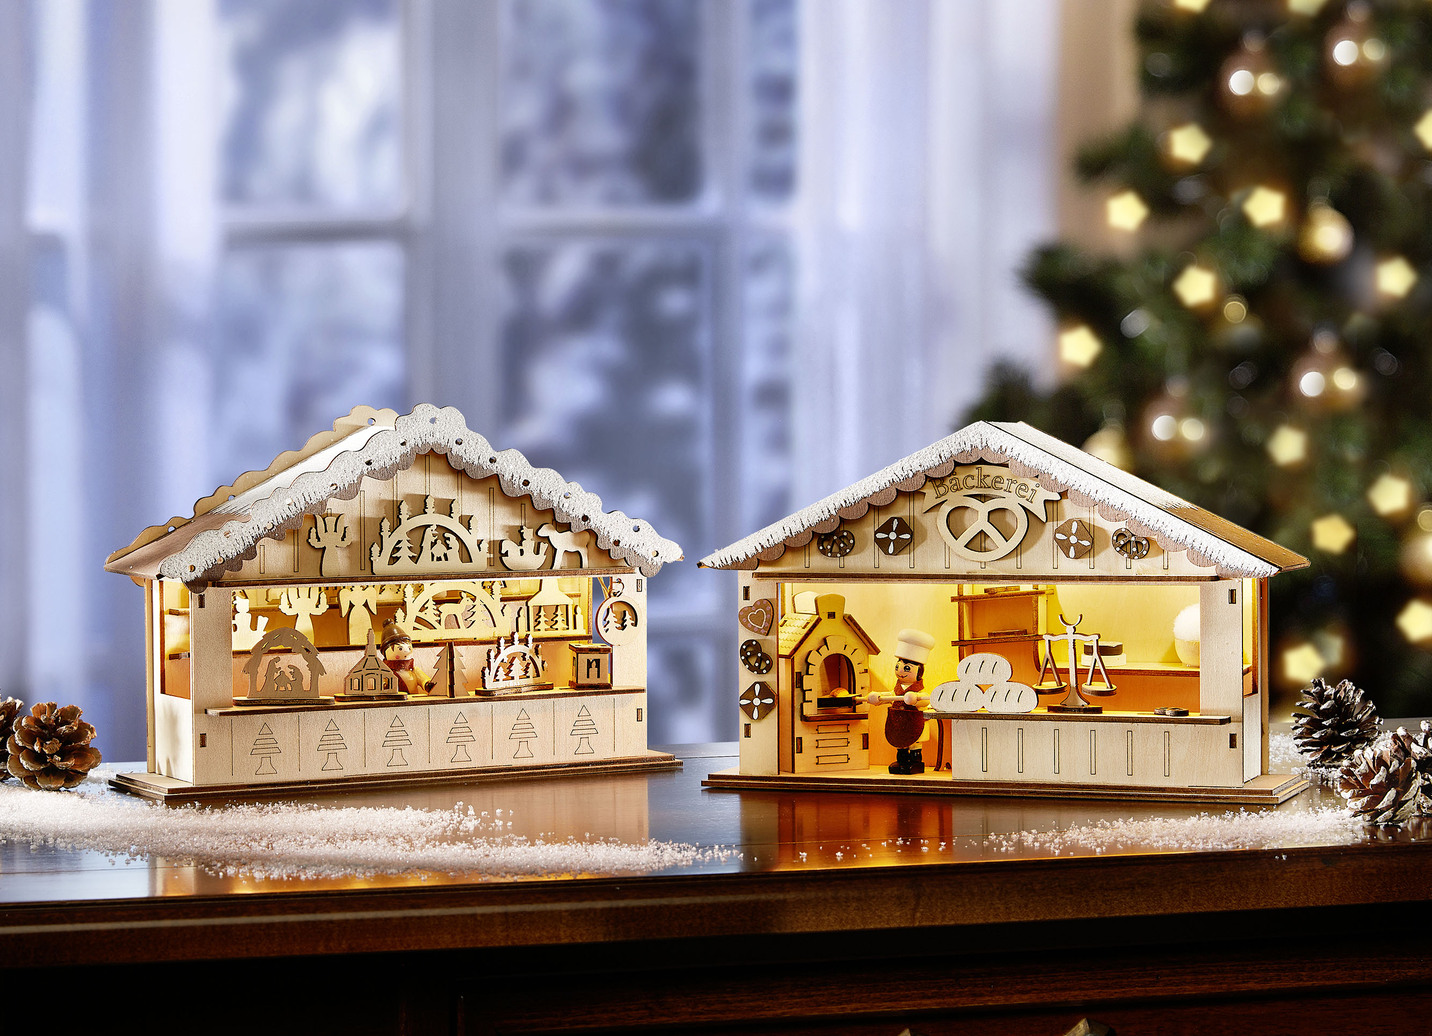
[3,745,1430,1035]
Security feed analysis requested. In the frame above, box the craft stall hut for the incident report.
[104,405,681,800]
[700,421,1310,804]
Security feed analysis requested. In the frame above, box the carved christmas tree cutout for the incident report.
[429,642,474,698]
[447,713,476,763]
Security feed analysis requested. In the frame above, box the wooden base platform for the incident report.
[702,766,1309,805]
[110,751,681,803]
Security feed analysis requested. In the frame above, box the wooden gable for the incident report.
[702,422,1307,582]
[106,405,680,589]
[213,451,632,586]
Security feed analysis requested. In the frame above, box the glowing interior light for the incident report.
[1363,39,1386,62]
[1299,371,1326,397]
[1332,39,1360,66]
[1223,297,1247,322]
[1256,72,1282,96]
[1151,414,1179,441]
[1228,69,1255,96]
[1179,417,1206,442]
[1331,366,1359,393]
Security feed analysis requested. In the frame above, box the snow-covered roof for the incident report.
[107,404,682,586]
[700,421,1306,579]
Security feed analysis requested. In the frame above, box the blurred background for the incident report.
[8,0,1429,764]
[0,0,1074,761]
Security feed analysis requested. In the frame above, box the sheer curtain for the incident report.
[791,0,1058,503]
[7,0,1063,761]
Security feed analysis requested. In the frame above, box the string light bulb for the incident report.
[1106,190,1150,232]
[1242,186,1288,228]
[1267,424,1309,467]
[1082,424,1134,470]
[1281,641,1326,684]
[1310,513,1356,554]
[1058,324,1102,368]
[1298,201,1354,264]
[1416,109,1432,152]
[1368,473,1415,518]
[1172,263,1219,308]
[1375,256,1418,300]
[1397,599,1432,644]
[1163,123,1213,168]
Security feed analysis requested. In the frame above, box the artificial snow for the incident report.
[699,420,1291,578]
[0,770,731,881]
[152,404,683,585]
[987,803,1364,856]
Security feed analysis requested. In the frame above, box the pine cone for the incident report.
[0,698,21,780]
[6,702,102,790]
[1292,677,1381,767]
[1338,728,1422,826]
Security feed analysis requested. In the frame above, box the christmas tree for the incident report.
[968,0,1432,717]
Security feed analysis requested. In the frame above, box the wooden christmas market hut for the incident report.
[700,421,1310,804]
[105,404,681,800]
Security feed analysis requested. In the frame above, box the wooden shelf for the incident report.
[949,589,1050,602]
[950,633,1040,646]
[207,685,648,716]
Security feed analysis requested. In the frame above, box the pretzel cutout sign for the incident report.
[921,466,1061,563]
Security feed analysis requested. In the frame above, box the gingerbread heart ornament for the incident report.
[739,599,774,636]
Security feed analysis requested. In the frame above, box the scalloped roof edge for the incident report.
[106,404,683,585]
[698,421,1306,579]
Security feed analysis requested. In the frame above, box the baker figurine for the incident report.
[380,618,431,695]
[868,628,936,774]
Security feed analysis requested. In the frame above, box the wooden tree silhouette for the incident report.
[447,713,476,764]
[250,722,281,775]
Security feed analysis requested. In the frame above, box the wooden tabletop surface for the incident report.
[1,744,1427,971]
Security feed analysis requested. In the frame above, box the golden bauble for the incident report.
[1298,201,1353,264]
[1290,330,1365,412]
[1218,35,1285,118]
[1326,1,1388,89]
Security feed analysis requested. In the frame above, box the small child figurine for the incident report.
[870,628,936,775]
[380,619,432,695]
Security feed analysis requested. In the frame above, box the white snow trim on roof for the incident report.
[158,404,682,584]
[699,421,1279,578]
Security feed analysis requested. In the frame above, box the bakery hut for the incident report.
[701,421,1310,804]
[104,404,681,799]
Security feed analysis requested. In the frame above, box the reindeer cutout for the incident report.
[538,523,590,569]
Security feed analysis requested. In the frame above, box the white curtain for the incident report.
[792,0,1058,504]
